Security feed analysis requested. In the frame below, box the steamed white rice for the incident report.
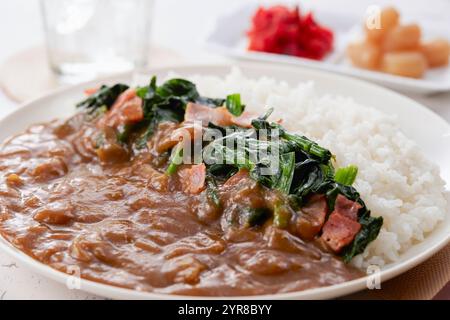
[168,68,448,268]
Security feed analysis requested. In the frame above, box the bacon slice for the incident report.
[178,164,206,194]
[111,88,137,109]
[119,97,143,122]
[98,88,143,128]
[185,103,253,128]
[185,103,231,126]
[147,121,204,155]
[334,194,362,220]
[146,122,179,154]
[170,122,203,145]
[223,169,249,187]
[295,194,328,240]
[230,112,254,128]
[320,195,362,253]
[84,87,99,96]
[321,212,361,252]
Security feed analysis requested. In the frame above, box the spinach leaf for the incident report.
[282,132,332,163]
[77,83,129,114]
[245,207,271,227]
[166,144,184,175]
[116,124,133,143]
[325,183,363,212]
[197,96,225,107]
[203,130,257,172]
[335,165,358,186]
[288,159,332,205]
[250,108,279,132]
[251,112,332,163]
[225,93,245,116]
[205,174,221,207]
[342,212,384,263]
[271,152,296,193]
[135,76,226,148]
[273,203,292,228]
[207,164,239,180]
[156,78,199,100]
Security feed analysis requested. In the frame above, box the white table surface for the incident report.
[0,0,449,300]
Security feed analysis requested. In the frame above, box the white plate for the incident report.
[204,3,450,94]
[0,63,449,300]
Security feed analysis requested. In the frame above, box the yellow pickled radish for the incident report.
[380,51,427,78]
[347,41,381,70]
[365,7,399,43]
[383,24,421,52]
[421,39,450,67]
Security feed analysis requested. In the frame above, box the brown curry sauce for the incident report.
[0,113,363,296]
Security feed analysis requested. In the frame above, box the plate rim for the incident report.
[0,62,449,300]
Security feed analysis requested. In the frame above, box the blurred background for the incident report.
[2,0,449,116]
[2,0,449,65]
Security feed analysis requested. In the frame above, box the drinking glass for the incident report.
[41,0,154,83]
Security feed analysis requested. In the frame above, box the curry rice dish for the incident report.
[0,70,446,296]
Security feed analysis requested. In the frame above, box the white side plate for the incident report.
[204,4,450,94]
